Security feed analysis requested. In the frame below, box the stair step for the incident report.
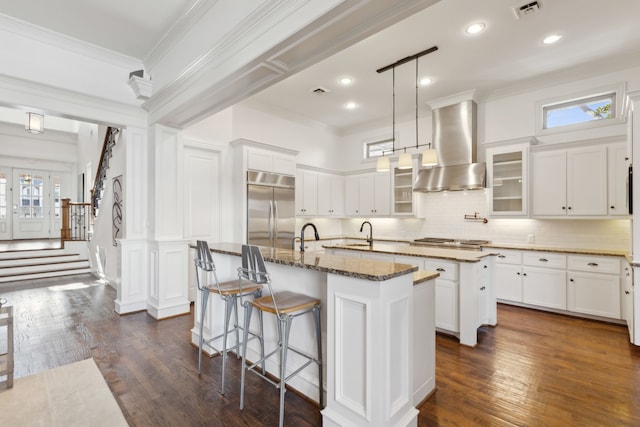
[0,268,94,283]
[0,253,81,265]
[0,260,90,276]
[0,248,66,259]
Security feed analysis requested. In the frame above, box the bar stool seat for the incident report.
[239,245,323,427]
[194,241,264,395]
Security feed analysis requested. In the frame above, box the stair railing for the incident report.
[91,126,120,218]
[61,198,91,242]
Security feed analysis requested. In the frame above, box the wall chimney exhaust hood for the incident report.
[413,99,485,192]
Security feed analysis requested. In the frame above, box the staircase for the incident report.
[0,247,91,284]
[92,126,119,217]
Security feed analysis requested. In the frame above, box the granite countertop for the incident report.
[323,242,496,263]
[484,243,629,258]
[207,242,418,281]
[413,270,439,285]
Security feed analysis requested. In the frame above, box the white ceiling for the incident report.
[1,0,640,133]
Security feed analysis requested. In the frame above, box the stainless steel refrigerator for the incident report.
[247,170,295,249]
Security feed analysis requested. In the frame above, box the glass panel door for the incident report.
[13,169,50,239]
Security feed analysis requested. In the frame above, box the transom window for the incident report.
[364,139,394,159]
[543,92,616,130]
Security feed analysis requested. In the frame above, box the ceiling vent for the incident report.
[311,87,330,95]
[512,1,542,19]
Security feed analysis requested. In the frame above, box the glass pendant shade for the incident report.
[26,112,44,134]
[398,152,412,169]
[421,148,438,166]
[376,156,390,172]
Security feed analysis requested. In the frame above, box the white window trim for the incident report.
[535,83,626,136]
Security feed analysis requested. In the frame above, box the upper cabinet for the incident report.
[344,171,391,216]
[392,162,417,216]
[608,143,630,216]
[247,146,296,176]
[487,143,529,216]
[531,145,608,217]
[295,170,318,216]
[317,173,344,216]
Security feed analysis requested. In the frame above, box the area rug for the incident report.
[0,358,128,426]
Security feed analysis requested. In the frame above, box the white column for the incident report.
[115,126,149,314]
[322,273,418,427]
[146,125,190,319]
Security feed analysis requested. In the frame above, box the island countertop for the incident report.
[323,242,497,263]
[207,242,418,281]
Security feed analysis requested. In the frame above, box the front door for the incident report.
[12,169,50,239]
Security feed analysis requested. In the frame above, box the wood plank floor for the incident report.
[1,274,639,426]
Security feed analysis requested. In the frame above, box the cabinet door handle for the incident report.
[626,290,631,295]
[523,273,527,277]
[498,255,506,259]
[570,278,574,282]
[562,206,566,210]
[436,268,446,272]
[517,272,521,276]
[539,258,548,262]
[611,206,615,209]
[480,286,486,291]
[588,262,598,267]
[568,206,572,210]
[483,265,488,269]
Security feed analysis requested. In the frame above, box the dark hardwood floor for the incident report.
[2,274,639,426]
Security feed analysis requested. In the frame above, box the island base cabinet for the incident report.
[567,272,621,319]
[434,279,459,333]
[522,267,567,310]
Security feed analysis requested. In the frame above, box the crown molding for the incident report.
[0,14,143,70]
[143,0,220,70]
[0,74,147,128]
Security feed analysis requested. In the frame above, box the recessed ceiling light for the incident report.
[339,76,353,86]
[344,102,358,110]
[543,34,562,44]
[420,77,432,86]
[465,22,486,35]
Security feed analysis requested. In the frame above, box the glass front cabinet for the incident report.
[392,160,417,216]
[486,142,529,216]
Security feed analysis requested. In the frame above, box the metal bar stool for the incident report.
[194,240,264,395]
[239,245,323,427]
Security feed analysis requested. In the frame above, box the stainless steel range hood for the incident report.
[413,100,485,192]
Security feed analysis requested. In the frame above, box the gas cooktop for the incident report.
[411,237,490,250]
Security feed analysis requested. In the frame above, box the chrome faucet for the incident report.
[300,223,320,252]
[360,221,373,247]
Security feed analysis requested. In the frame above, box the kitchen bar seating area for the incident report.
[2,274,640,426]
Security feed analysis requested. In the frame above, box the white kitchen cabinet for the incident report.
[608,143,630,216]
[531,146,607,217]
[317,173,344,216]
[295,170,318,216]
[359,172,391,216]
[343,171,391,216]
[487,144,528,216]
[424,259,459,333]
[344,175,360,216]
[521,252,567,310]
[476,259,493,328]
[494,249,524,302]
[392,164,416,216]
[247,148,296,175]
[567,255,621,319]
[623,263,634,342]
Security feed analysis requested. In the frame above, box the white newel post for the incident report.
[147,125,190,319]
[115,126,150,314]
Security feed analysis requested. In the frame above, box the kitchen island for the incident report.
[193,242,438,427]
[323,242,497,347]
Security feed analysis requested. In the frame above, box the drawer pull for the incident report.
[498,255,506,259]
[483,265,488,269]
[539,258,548,262]
[517,272,521,276]
[570,278,574,282]
[480,286,486,291]
[588,262,598,267]
[436,268,446,272]
[626,290,631,295]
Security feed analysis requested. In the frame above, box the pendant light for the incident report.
[376,156,390,172]
[25,112,44,134]
[398,149,412,169]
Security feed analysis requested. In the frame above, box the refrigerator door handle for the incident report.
[268,200,273,241]
[273,200,279,242]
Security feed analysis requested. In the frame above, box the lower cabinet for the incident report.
[494,249,625,323]
[623,263,634,342]
[423,259,459,333]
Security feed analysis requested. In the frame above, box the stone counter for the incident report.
[322,242,496,263]
[208,242,417,281]
[484,242,629,258]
